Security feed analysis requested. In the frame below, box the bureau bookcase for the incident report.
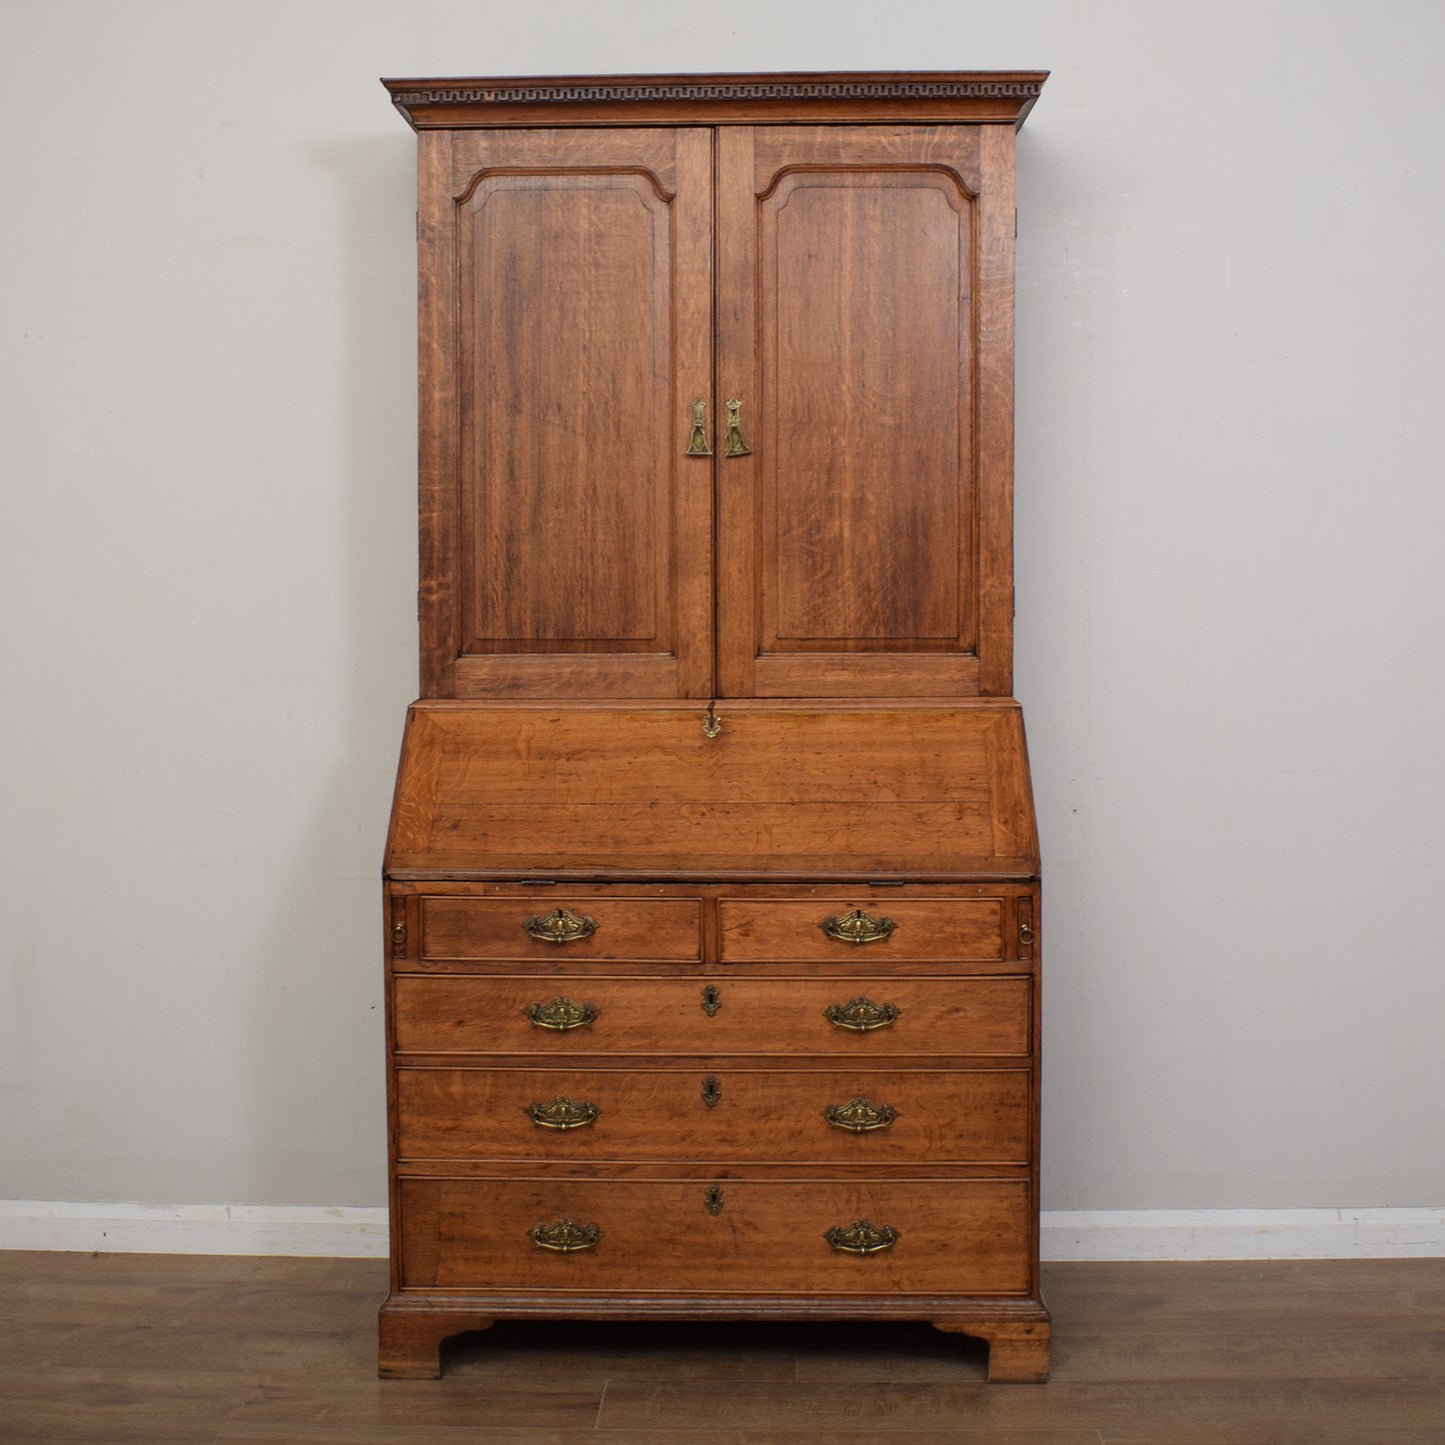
[381,71,1050,1384]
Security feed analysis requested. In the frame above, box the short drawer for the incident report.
[397,1177,1031,1296]
[392,975,1031,1057]
[396,1067,1030,1165]
[719,899,1006,962]
[420,897,701,962]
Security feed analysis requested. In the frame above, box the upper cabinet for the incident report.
[388,73,1044,700]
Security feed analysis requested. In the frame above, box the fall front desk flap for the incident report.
[385,702,1039,882]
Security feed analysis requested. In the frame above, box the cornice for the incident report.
[382,71,1048,129]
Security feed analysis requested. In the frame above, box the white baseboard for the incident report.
[0,1201,389,1257]
[0,1201,1440,1261]
[1041,1207,1445,1260]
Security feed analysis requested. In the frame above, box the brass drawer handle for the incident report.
[824,1095,897,1132]
[825,1219,900,1254]
[527,996,598,1031]
[724,396,752,457]
[685,397,713,457]
[525,908,597,944]
[821,908,896,945]
[525,1095,599,1130]
[824,997,900,1032]
[528,1218,601,1253]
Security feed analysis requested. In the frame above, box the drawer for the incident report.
[420,897,701,962]
[396,1067,1030,1164]
[392,975,1031,1057]
[719,899,1007,962]
[397,1177,1032,1295]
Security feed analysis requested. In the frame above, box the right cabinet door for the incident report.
[715,125,1017,698]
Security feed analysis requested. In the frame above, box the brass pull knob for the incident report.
[825,1219,900,1254]
[527,996,598,1031]
[821,909,896,945]
[685,397,712,456]
[525,1095,599,1130]
[724,397,752,457]
[525,908,597,944]
[824,1096,897,1132]
[700,985,721,1017]
[528,1218,601,1253]
[701,1075,722,1109]
[824,997,900,1033]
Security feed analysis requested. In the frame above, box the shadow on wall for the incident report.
[244,129,418,1208]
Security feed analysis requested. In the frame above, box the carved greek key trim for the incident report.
[390,78,1044,110]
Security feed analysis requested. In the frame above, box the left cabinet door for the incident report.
[418,128,715,698]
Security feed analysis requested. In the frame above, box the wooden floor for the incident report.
[2,1252,1443,1443]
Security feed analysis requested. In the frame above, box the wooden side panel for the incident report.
[392,975,1032,1057]
[424,128,713,698]
[717,126,1005,699]
[396,1177,1032,1295]
[396,1067,1030,1164]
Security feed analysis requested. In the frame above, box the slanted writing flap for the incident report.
[386,703,1038,881]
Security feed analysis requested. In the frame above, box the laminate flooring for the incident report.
[1,1252,1442,1443]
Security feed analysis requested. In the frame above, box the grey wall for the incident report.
[3,0,1442,1210]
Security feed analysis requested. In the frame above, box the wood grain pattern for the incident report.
[395,1067,1030,1163]
[719,898,1004,962]
[396,1177,1032,1295]
[8,1252,1444,1438]
[425,128,713,698]
[392,974,1031,1057]
[420,897,702,961]
[716,126,1014,699]
[385,704,1039,880]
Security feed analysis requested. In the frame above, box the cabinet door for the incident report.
[715,126,1016,697]
[420,128,714,698]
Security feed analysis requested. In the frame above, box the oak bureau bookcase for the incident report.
[380,70,1050,1384]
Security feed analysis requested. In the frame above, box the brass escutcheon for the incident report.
[703,1185,725,1216]
[526,996,598,1031]
[703,700,722,739]
[823,997,901,1032]
[700,985,722,1017]
[525,908,598,944]
[525,1095,600,1130]
[825,1219,900,1254]
[823,1095,897,1132]
[821,908,896,945]
[701,1075,722,1109]
[528,1218,601,1253]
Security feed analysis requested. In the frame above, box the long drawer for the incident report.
[392,975,1031,1057]
[395,1067,1030,1164]
[396,1177,1032,1295]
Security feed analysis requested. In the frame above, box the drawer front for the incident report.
[420,897,701,962]
[397,1177,1031,1295]
[392,975,1030,1057]
[396,1067,1030,1164]
[719,899,1006,962]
